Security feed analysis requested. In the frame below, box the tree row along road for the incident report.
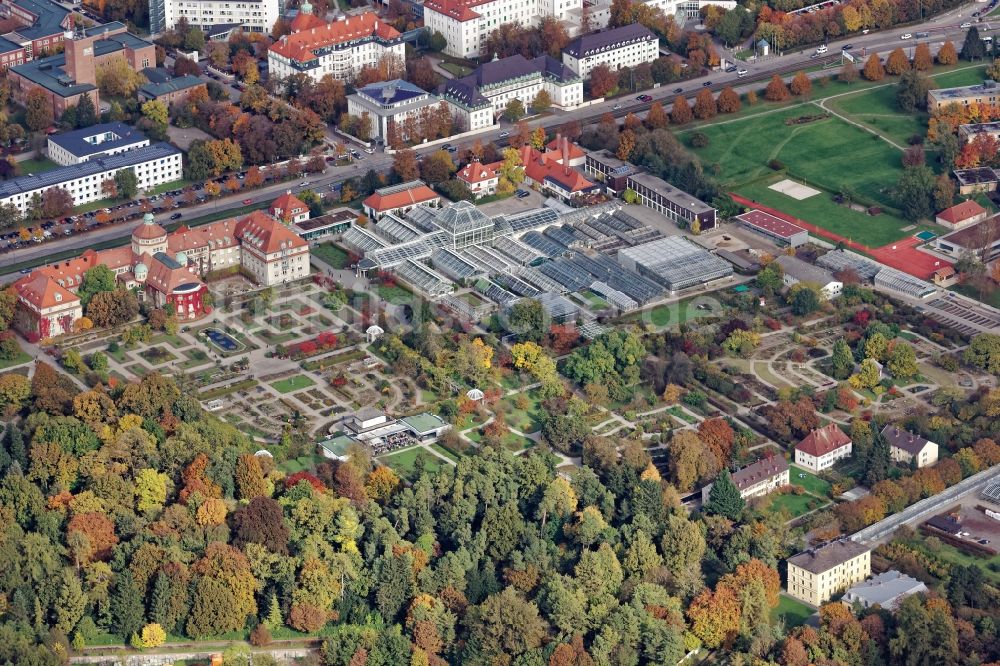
[0,8,977,283]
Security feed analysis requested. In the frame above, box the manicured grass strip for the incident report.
[789,464,833,498]
[18,157,59,175]
[772,595,814,628]
[270,375,316,394]
[301,348,366,371]
[197,378,258,400]
[430,443,461,463]
[0,350,32,370]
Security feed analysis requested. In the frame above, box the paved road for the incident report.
[850,462,1000,544]
[0,2,984,282]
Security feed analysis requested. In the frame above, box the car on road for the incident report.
[815,44,828,54]
[613,103,622,110]
[637,94,652,102]
[962,22,973,28]
[19,268,31,274]
[842,43,853,50]
[725,65,737,72]
[673,87,683,93]
[702,81,712,87]
[364,147,375,154]
[243,198,253,204]
[498,131,510,138]
[299,181,309,187]
[170,212,183,220]
[443,143,456,152]
[900,33,912,39]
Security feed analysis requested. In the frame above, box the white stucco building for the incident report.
[157,0,281,34]
[0,142,182,216]
[424,0,582,59]
[774,254,843,300]
[562,24,658,79]
[346,79,444,144]
[643,0,737,19]
[795,424,852,472]
[268,8,405,85]
[442,54,582,130]
[47,122,150,166]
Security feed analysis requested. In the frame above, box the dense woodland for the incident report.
[0,302,997,665]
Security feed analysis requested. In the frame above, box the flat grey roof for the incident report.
[627,172,714,214]
[775,254,837,285]
[0,143,180,198]
[844,571,926,607]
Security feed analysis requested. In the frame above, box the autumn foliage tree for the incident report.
[764,74,791,101]
[716,87,741,114]
[589,64,618,98]
[863,54,885,81]
[913,42,933,71]
[790,72,812,97]
[670,95,693,124]
[885,48,911,75]
[937,40,958,65]
[646,101,668,129]
[693,89,717,119]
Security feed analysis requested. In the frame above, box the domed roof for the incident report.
[300,0,312,13]
[133,213,166,241]
[134,261,148,273]
[176,251,188,265]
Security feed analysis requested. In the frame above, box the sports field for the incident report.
[681,64,986,247]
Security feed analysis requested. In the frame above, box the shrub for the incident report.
[767,159,785,171]
[250,625,272,646]
[691,131,710,148]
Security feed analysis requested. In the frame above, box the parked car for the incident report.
[498,131,510,138]
[516,189,529,198]
[702,81,712,87]
[364,147,375,154]
[170,212,183,220]
[900,33,913,39]
[613,103,622,110]
[242,198,253,205]
[725,65,737,72]
[961,22,972,28]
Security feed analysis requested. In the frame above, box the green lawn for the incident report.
[0,349,32,370]
[18,157,59,175]
[665,405,698,424]
[772,594,814,628]
[145,179,194,196]
[826,66,988,148]
[622,297,719,329]
[313,242,351,269]
[767,492,822,518]
[278,454,324,474]
[377,284,415,305]
[269,375,316,394]
[440,61,473,77]
[790,464,833,498]
[504,389,544,433]
[378,446,442,479]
